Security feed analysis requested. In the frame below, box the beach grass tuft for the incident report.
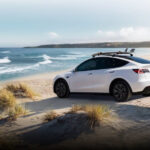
[69,105,83,113]
[85,105,111,128]
[6,83,39,99]
[44,111,59,122]
[8,104,28,121]
[69,104,111,128]
[0,89,16,109]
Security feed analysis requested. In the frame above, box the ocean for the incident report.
[0,48,150,81]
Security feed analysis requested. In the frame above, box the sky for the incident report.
[0,0,150,47]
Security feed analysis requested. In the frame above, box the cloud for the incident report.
[48,32,60,38]
[97,27,150,42]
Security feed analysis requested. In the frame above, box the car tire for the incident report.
[112,80,132,102]
[54,79,70,98]
[142,94,150,97]
[142,92,150,97]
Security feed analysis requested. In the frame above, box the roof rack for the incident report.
[92,48,135,57]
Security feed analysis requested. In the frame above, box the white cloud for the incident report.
[48,32,60,38]
[97,27,150,42]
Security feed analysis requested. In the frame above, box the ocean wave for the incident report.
[1,51,10,54]
[68,51,83,55]
[35,54,52,66]
[49,54,86,60]
[0,55,52,74]
[29,53,86,61]
[0,66,34,74]
[0,57,11,64]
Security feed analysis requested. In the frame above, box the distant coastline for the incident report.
[25,41,150,48]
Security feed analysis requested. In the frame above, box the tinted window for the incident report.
[124,56,150,64]
[76,59,96,71]
[95,57,128,69]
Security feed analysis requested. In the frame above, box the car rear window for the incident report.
[95,57,128,69]
[123,56,150,64]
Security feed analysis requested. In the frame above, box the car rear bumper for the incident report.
[131,81,150,93]
[143,86,150,95]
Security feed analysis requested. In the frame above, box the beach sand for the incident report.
[1,56,150,148]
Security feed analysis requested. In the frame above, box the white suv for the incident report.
[53,51,150,101]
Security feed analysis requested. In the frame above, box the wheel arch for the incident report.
[109,78,132,95]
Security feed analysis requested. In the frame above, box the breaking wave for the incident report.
[0,57,11,64]
[0,55,52,74]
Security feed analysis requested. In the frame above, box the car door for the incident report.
[69,59,97,92]
[88,57,115,93]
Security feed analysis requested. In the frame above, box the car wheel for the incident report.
[112,81,132,102]
[142,87,150,97]
[54,79,70,98]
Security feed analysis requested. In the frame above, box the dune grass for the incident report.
[8,104,28,121]
[44,111,59,122]
[0,89,16,109]
[69,104,111,128]
[0,83,32,121]
[6,83,39,99]
[85,105,111,128]
[69,105,83,113]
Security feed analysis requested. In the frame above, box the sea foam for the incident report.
[0,57,11,64]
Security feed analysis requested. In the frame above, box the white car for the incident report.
[53,51,150,101]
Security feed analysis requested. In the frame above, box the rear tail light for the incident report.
[133,69,150,74]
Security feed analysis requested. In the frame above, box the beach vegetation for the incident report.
[44,111,59,122]
[69,105,83,113]
[6,83,39,99]
[8,104,28,121]
[69,104,111,128]
[85,105,111,128]
[0,89,16,109]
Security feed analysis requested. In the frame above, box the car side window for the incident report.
[95,57,128,69]
[76,59,96,71]
[112,58,128,67]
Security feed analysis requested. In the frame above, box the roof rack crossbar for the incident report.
[92,49,135,57]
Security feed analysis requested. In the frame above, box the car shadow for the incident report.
[24,93,146,116]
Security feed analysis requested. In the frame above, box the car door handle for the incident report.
[88,73,93,75]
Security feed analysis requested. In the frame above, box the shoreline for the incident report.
[0,69,71,99]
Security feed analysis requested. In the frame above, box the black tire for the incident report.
[142,92,150,97]
[112,80,132,102]
[54,79,70,98]
[142,93,150,97]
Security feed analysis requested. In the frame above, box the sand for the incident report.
[1,56,150,148]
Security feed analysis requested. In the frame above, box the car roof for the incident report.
[91,55,139,64]
[92,55,150,65]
